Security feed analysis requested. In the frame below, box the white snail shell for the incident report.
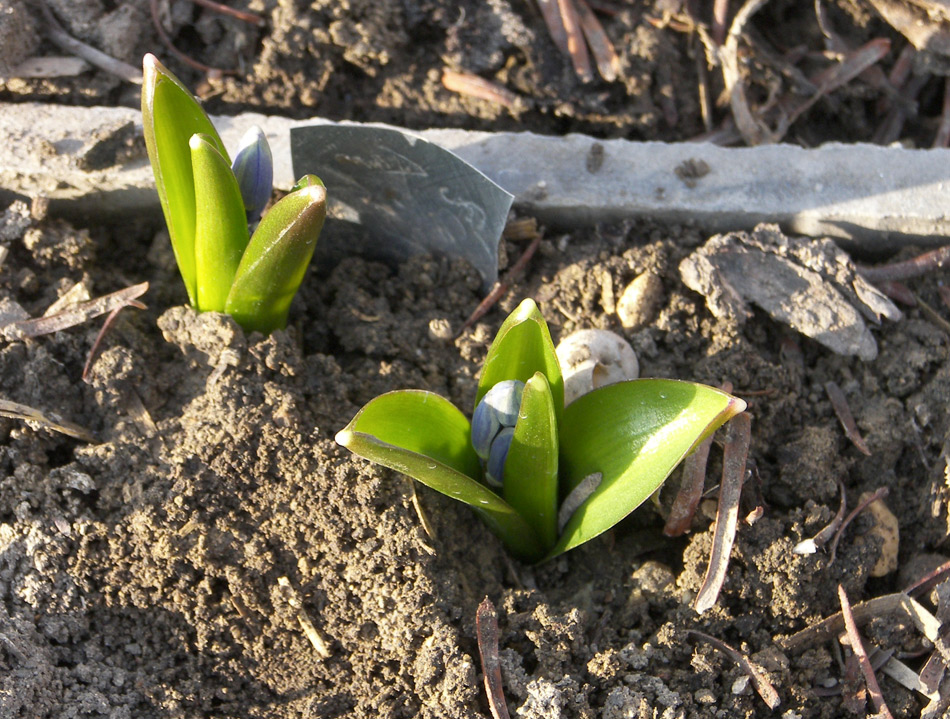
[555,329,639,405]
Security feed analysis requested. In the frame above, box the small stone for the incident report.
[427,317,453,341]
[694,688,716,704]
[617,271,664,330]
[731,675,750,695]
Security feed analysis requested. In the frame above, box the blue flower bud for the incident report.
[471,399,502,460]
[485,426,515,488]
[471,379,524,485]
[481,379,525,426]
[231,126,273,223]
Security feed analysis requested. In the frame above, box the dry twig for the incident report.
[189,0,265,26]
[687,630,781,709]
[476,597,511,719]
[858,245,950,283]
[693,412,751,613]
[838,585,895,719]
[574,0,620,82]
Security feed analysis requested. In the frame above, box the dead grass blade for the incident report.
[838,585,895,719]
[476,597,511,719]
[825,381,871,456]
[557,0,594,82]
[693,411,751,613]
[442,70,521,109]
[82,300,146,382]
[687,629,781,709]
[0,399,96,443]
[574,0,620,82]
[0,282,148,340]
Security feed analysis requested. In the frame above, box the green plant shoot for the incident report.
[335,299,746,563]
[142,54,326,333]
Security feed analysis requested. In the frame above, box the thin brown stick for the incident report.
[857,245,950,283]
[903,559,950,597]
[188,0,266,26]
[476,597,511,719]
[39,0,142,84]
[536,0,569,55]
[693,412,751,613]
[574,0,620,82]
[663,434,713,536]
[442,70,521,109]
[829,486,888,567]
[712,0,730,46]
[687,630,781,708]
[793,478,846,554]
[557,0,594,82]
[458,231,543,335]
[664,381,734,536]
[1,283,149,340]
[825,381,871,456]
[838,585,895,719]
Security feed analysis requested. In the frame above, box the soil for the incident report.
[2,1,950,718]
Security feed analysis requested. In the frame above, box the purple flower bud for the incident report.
[231,126,273,223]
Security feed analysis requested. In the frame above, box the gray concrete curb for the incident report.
[2,102,949,251]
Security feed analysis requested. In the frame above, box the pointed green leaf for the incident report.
[190,134,250,313]
[225,176,327,333]
[549,379,746,559]
[503,372,559,550]
[335,390,546,562]
[142,54,229,306]
[477,299,564,418]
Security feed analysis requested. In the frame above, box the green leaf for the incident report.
[225,176,327,333]
[190,134,250,313]
[477,299,564,418]
[549,379,746,559]
[142,54,229,307]
[335,390,546,561]
[503,372,559,550]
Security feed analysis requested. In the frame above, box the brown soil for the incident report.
[3,1,950,718]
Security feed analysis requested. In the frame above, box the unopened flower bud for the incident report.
[231,126,273,223]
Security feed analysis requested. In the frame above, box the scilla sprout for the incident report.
[142,54,326,333]
[336,299,746,563]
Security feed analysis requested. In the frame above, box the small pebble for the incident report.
[616,271,664,330]
[427,317,453,341]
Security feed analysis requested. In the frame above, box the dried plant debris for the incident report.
[679,224,901,360]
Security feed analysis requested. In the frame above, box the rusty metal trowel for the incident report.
[290,124,513,292]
